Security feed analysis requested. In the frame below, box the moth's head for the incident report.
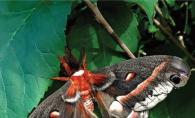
[165,56,191,88]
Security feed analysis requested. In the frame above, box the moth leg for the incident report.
[50,77,70,81]
[57,55,72,75]
[127,110,149,118]
[72,54,76,59]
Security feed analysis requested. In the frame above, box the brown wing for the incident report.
[92,56,190,118]
[28,81,97,118]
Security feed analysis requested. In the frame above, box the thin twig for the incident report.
[178,35,186,48]
[153,18,195,63]
[183,1,188,34]
[191,68,195,72]
[155,4,167,27]
[176,1,189,48]
[154,3,173,33]
[83,0,136,59]
[155,3,186,47]
[161,0,175,26]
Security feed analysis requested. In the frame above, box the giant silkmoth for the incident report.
[29,47,191,118]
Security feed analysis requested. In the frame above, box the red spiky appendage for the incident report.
[51,51,106,112]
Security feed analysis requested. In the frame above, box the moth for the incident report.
[29,47,191,118]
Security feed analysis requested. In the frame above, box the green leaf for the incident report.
[0,1,71,118]
[173,2,184,11]
[148,25,159,33]
[149,101,170,118]
[166,0,175,7]
[155,30,166,41]
[67,1,140,70]
[161,5,170,19]
[189,1,195,19]
[136,13,148,38]
[125,0,158,26]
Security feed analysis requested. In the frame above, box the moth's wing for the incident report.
[92,55,190,117]
[29,81,97,118]
[94,91,113,118]
[74,100,98,118]
[94,91,131,118]
[94,91,149,118]
[92,71,130,118]
[28,81,71,118]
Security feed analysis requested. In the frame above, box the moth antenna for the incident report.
[78,47,85,64]
[83,54,87,70]
[191,68,195,72]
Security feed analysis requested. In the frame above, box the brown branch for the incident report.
[154,3,173,33]
[161,0,175,26]
[153,18,195,63]
[155,3,187,48]
[154,3,195,63]
[83,0,136,59]
[154,4,168,27]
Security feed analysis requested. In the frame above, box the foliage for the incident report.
[0,0,195,118]
[0,1,71,118]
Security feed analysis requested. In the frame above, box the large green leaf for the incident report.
[125,0,158,26]
[0,1,71,118]
[67,1,140,70]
